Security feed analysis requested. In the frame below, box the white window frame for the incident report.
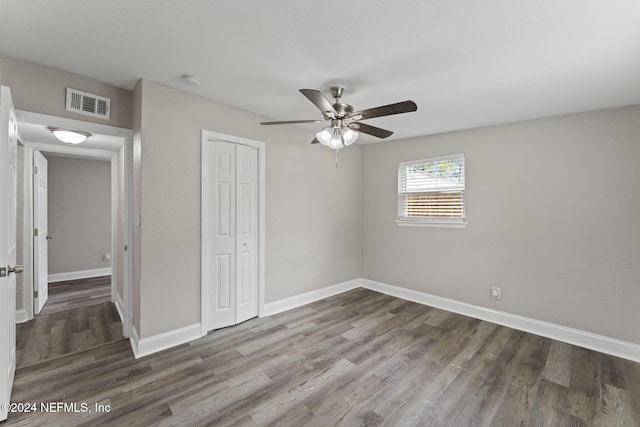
[395,153,467,228]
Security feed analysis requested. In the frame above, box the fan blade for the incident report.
[311,137,320,144]
[260,119,323,125]
[299,89,336,116]
[349,122,393,139]
[350,100,417,121]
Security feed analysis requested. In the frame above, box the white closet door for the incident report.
[209,141,237,330]
[206,141,258,330]
[235,144,258,323]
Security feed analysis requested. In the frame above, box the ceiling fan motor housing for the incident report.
[332,103,353,118]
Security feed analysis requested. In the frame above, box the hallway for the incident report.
[15,276,122,368]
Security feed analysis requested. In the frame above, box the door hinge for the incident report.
[34,290,39,298]
[34,228,38,237]
[33,166,38,174]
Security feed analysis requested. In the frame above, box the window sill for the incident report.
[394,220,467,229]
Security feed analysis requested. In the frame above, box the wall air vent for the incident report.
[65,88,111,120]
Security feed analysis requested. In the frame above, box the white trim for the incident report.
[27,141,114,160]
[395,220,467,228]
[264,279,361,317]
[21,144,34,321]
[399,152,465,166]
[48,267,112,283]
[131,323,203,359]
[130,325,140,358]
[201,130,266,335]
[110,155,117,303]
[360,278,640,363]
[123,139,133,339]
[114,292,124,324]
[15,309,28,324]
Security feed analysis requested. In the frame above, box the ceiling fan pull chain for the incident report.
[335,149,339,169]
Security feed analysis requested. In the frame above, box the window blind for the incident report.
[398,154,465,221]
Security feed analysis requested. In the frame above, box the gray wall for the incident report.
[135,80,361,337]
[0,56,132,129]
[361,106,640,345]
[132,81,142,331]
[47,155,111,275]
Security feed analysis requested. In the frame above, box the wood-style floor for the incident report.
[40,276,112,315]
[7,288,640,426]
[15,276,122,368]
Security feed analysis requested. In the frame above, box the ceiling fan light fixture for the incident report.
[316,127,332,145]
[342,127,358,146]
[329,128,344,149]
[48,127,91,144]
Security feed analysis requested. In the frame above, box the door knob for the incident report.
[46,235,54,240]
[8,265,24,274]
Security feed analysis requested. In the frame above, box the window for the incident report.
[396,153,466,227]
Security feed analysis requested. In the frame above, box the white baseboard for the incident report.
[114,293,124,324]
[130,326,140,357]
[15,309,28,324]
[263,278,361,316]
[48,267,112,283]
[361,278,640,363]
[130,323,203,359]
[129,278,639,363]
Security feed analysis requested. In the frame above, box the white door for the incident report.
[235,144,258,323]
[204,140,258,330]
[33,151,48,314]
[0,86,18,422]
[209,141,236,329]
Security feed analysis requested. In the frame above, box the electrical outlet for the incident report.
[490,287,501,300]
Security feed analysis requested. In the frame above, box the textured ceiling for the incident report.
[1,0,639,142]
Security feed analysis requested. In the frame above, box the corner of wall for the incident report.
[0,53,5,85]
[130,323,202,359]
[131,78,143,336]
[358,144,364,280]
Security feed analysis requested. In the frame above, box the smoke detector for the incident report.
[182,75,200,87]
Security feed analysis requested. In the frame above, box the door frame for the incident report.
[201,130,266,336]
[32,150,49,314]
[16,111,134,339]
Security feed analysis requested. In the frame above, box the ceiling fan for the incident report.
[260,86,417,150]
